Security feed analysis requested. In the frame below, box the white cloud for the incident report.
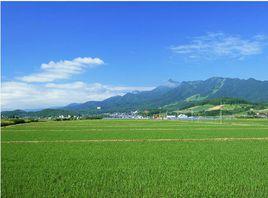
[171,32,267,60]
[1,81,154,110]
[1,56,156,110]
[19,57,104,83]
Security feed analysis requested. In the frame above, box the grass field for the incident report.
[1,119,268,197]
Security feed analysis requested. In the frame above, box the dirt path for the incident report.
[2,137,268,144]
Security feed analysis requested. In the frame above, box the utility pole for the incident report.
[220,100,223,124]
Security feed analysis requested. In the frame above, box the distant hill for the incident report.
[62,77,268,113]
[1,110,29,118]
[63,79,181,112]
[2,77,268,117]
[2,109,79,118]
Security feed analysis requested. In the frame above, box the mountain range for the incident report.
[62,77,268,113]
[2,77,268,117]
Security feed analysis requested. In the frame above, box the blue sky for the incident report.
[2,2,268,110]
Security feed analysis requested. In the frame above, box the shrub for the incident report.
[13,119,26,124]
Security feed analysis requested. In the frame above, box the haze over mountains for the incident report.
[2,77,268,117]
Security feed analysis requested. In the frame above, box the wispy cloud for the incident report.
[1,81,154,110]
[19,57,104,83]
[171,32,267,60]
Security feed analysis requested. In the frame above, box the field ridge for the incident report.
[2,137,268,144]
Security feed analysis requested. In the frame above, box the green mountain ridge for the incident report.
[63,77,268,113]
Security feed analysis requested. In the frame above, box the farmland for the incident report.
[1,119,268,197]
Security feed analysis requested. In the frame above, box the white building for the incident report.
[166,115,177,120]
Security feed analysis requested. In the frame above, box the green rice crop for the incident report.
[1,119,268,197]
[2,119,268,141]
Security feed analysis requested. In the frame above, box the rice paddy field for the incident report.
[1,119,268,197]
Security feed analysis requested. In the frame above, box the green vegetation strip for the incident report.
[2,137,268,144]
